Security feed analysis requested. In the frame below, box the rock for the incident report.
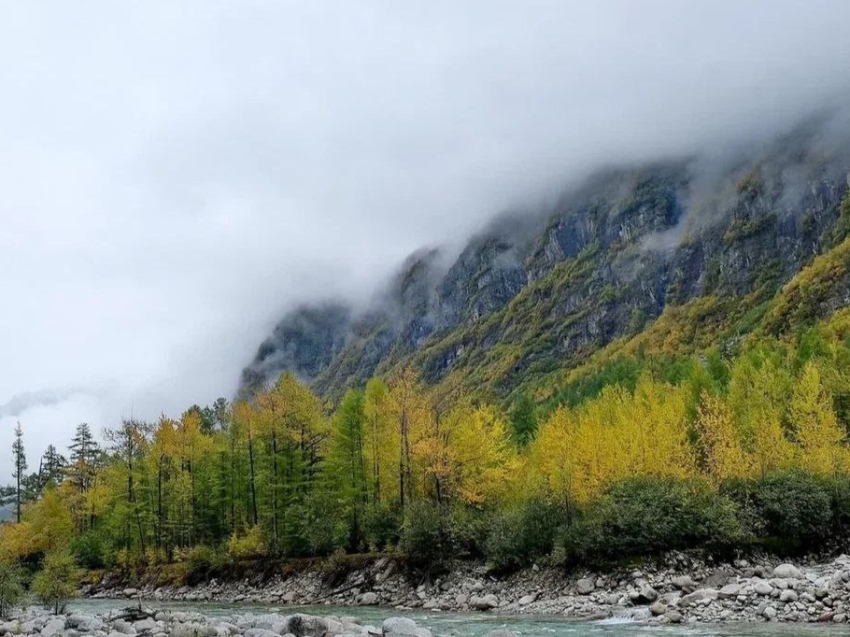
[134,619,158,634]
[41,618,66,637]
[671,576,697,592]
[112,619,137,635]
[123,588,140,598]
[780,589,799,603]
[679,588,719,606]
[455,593,468,606]
[666,610,684,624]
[773,564,802,579]
[649,602,666,616]
[518,593,537,605]
[637,586,658,604]
[382,617,419,636]
[575,578,595,595]
[719,583,742,598]
[469,594,499,610]
[359,592,379,606]
[763,605,778,620]
[753,581,774,596]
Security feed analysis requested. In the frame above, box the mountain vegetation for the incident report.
[3,121,850,587]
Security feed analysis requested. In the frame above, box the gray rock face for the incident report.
[241,118,850,401]
[576,578,595,595]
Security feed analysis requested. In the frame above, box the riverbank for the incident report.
[83,551,850,625]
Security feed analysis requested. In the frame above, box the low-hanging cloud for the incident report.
[2,0,850,467]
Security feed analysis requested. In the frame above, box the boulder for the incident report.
[112,619,137,635]
[753,580,774,596]
[636,586,658,604]
[649,602,666,616]
[575,578,595,595]
[679,588,719,606]
[359,592,379,606]
[718,583,742,598]
[779,589,799,603]
[518,593,537,605]
[469,594,498,610]
[671,576,697,593]
[41,618,66,637]
[763,605,777,620]
[773,564,802,579]
[381,617,419,636]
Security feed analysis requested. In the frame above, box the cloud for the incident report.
[1,0,850,467]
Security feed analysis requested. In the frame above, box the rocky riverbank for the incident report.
[85,552,850,625]
[0,607,440,637]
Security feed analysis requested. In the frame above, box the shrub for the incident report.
[562,476,742,565]
[446,505,491,559]
[185,545,222,582]
[32,550,79,614]
[227,526,266,560]
[724,471,834,546]
[0,561,25,619]
[484,499,562,571]
[70,531,109,570]
[362,503,402,552]
[400,501,450,567]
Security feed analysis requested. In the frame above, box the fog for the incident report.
[2,1,850,469]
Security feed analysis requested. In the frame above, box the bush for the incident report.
[32,550,79,614]
[446,505,491,559]
[185,545,223,582]
[227,526,266,560]
[484,499,562,571]
[562,476,742,565]
[0,561,25,619]
[724,471,834,546]
[400,501,450,567]
[362,503,402,552]
[70,531,109,569]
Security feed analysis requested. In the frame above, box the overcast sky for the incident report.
[2,1,850,471]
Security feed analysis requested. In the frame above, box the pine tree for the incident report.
[11,423,27,523]
[510,391,538,446]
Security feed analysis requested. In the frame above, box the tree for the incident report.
[11,422,27,523]
[37,445,67,494]
[791,362,844,476]
[0,560,24,619]
[32,549,79,614]
[695,391,750,483]
[327,389,368,547]
[510,391,538,446]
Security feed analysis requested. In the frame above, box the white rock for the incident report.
[773,564,802,579]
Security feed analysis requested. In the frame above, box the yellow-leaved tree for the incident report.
[790,362,845,476]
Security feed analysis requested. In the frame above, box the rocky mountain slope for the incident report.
[241,119,850,403]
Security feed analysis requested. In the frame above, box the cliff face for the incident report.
[241,121,850,401]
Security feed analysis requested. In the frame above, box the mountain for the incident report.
[241,118,850,405]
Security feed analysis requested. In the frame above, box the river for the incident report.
[67,598,849,637]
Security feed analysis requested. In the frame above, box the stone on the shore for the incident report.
[718,583,742,598]
[772,564,802,580]
[666,610,684,623]
[469,594,498,610]
[40,618,66,637]
[576,578,595,595]
[671,576,697,592]
[753,580,773,596]
[649,601,666,616]
[637,586,658,604]
[382,616,426,636]
[518,593,537,605]
[113,618,137,634]
[358,592,379,606]
[679,588,718,606]
[763,605,778,619]
[779,589,799,603]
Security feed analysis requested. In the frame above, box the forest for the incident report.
[4,300,850,588]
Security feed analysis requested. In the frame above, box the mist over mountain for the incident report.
[243,114,850,400]
[3,1,850,465]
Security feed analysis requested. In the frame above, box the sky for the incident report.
[2,0,850,472]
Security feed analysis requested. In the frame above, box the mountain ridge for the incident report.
[241,119,850,405]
